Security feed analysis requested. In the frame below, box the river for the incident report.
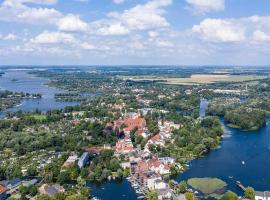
[0,70,79,117]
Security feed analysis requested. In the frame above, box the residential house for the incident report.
[123,118,146,134]
[115,137,135,155]
[148,158,170,175]
[157,188,173,200]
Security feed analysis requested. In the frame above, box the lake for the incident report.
[0,70,79,117]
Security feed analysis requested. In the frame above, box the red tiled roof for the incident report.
[150,134,162,143]
[0,185,7,194]
[123,118,146,132]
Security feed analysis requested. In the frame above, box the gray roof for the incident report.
[255,191,270,198]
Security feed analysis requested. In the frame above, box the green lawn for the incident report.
[187,178,227,194]
[30,114,47,120]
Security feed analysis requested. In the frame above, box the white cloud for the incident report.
[253,30,270,42]
[57,14,88,32]
[0,0,62,24]
[113,0,125,4]
[31,31,77,44]
[97,22,130,35]
[4,33,18,40]
[91,0,172,36]
[186,0,224,14]
[192,18,245,42]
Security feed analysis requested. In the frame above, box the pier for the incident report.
[236,181,246,191]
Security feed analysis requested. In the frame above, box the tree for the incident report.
[221,191,239,200]
[146,190,158,200]
[185,192,196,200]
[178,181,187,194]
[57,171,71,184]
[245,187,255,200]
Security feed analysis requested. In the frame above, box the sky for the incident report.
[0,0,270,66]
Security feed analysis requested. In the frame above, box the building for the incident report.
[255,191,270,200]
[0,185,7,200]
[123,118,146,133]
[39,184,65,197]
[115,137,135,155]
[6,178,22,190]
[23,179,38,187]
[78,152,90,168]
[63,155,78,168]
[157,188,173,200]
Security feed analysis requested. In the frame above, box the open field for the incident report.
[30,114,47,120]
[187,178,227,194]
[122,74,268,85]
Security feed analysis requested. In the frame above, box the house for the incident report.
[147,175,162,190]
[255,191,270,200]
[147,134,165,146]
[115,137,135,155]
[148,158,170,175]
[39,184,65,197]
[154,179,167,190]
[123,118,146,133]
[157,188,173,200]
[0,185,7,200]
[78,152,90,168]
[63,155,78,168]
[23,179,38,187]
[85,146,103,157]
[158,157,176,165]
[136,129,149,138]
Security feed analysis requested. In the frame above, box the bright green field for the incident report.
[187,178,227,194]
[30,114,47,120]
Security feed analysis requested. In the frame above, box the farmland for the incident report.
[122,74,268,85]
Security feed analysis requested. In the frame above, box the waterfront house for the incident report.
[255,191,270,200]
[0,185,7,200]
[148,158,170,175]
[78,152,90,168]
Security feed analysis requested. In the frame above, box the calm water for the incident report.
[89,179,138,200]
[0,70,79,117]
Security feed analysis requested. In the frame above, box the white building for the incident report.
[255,191,270,200]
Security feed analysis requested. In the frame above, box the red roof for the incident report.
[150,134,162,143]
[0,185,7,194]
[123,118,146,132]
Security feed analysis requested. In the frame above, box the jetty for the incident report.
[236,181,246,191]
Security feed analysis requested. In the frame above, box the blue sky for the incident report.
[0,0,270,65]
